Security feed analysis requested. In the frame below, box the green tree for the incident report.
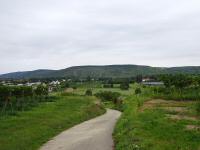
[135,75,143,83]
[173,74,192,89]
[160,74,173,88]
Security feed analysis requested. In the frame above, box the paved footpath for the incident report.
[39,109,121,150]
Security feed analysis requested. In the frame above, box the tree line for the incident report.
[160,74,200,89]
[152,74,200,101]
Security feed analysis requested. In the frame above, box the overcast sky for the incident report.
[0,0,200,74]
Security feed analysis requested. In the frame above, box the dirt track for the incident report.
[39,109,121,150]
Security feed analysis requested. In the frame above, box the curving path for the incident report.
[39,109,121,150]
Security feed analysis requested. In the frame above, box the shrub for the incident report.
[34,85,48,96]
[60,81,69,88]
[0,86,11,101]
[60,92,75,96]
[95,91,121,103]
[103,84,113,88]
[142,85,147,88]
[72,86,77,90]
[12,86,23,98]
[85,89,93,96]
[196,102,200,114]
[23,86,34,97]
[120,82,129,90]
[135,88,142,95]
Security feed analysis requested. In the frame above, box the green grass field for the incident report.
[0,94,105,150]
[1,81,200,150]
[114,89,200,150]
[72,83,137,96]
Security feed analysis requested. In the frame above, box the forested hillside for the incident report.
[1,65,200,79]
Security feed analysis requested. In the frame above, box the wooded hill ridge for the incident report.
[1,65,200,79]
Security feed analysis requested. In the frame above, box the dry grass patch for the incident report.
[166,114,198,121]
[65,88,75,93]
[139,99,169,111]
[140,99,190,112]
[163,107,188,113]
[186,125,200,131]
[140,99,199,122]
[140,99,195,112]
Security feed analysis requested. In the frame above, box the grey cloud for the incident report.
[0,0,200,73]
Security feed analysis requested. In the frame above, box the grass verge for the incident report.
[0,95,105,150]
[113,94,200,150]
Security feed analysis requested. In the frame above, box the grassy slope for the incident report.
[114,92,200,150]
[0,95,105,150]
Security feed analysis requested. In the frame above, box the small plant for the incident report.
[85,89,93,96]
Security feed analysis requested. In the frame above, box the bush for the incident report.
[23,86,34,97]
[60,81,69,89]
[142,85,147,88]
[196,102,200,114]
[103,84,113,88]
[95,91,121,104]
[85,89,93,96]
[120,82,129,90]
[34,85,48,96]
[60,92,75,96]
[135,88,142,95]
[72,86,77,90]
[0,86,11,101]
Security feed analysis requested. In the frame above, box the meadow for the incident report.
[113,85,200,150]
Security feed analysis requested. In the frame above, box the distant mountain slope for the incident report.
[166,66,200,74]
[0,65,200,79]
[0,69,55,79]
[52,65,166,78]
